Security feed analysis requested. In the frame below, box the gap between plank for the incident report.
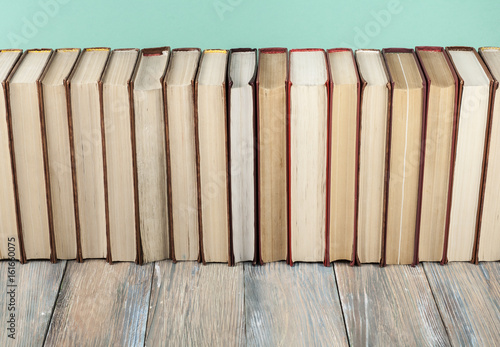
[42,260,68,347]
[243,263,248,347]
[422,263,453,345]
[332,263,351,347]
[143,261,158,347]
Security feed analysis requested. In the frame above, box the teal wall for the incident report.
[1,0,499,50]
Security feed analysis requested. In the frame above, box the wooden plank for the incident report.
[0,260,66,346]
[245,262,348,346]
[44,260,152,346]
[335,263,450,346]
[424,262,500,346]
[145,262,245,346]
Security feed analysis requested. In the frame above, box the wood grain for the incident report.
[44,260,152,346]
[335,263,450,346]
[0,260,66,346]
[245,262,348,346]
[145,261,245,346]
[424,262,500,346]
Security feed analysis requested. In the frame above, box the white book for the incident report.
[289,49,328,264]
[229,49,257,263]
[475,47,499,262]
[447,48,492,262]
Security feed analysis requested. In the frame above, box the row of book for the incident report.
[0,46,499,266]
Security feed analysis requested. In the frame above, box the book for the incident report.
[355,49,390,264]
[68,47,110,260]
[446,47,494,262]
[256,48,288,264]
[327,48,359,263]
[288,49,329,265]
[195,49,231,264]
[41,48,80,260]
[415,47,458,264]
[228,48,257,263]
[7,49,54,261]
[164,47,200,262]
[102,48,139,262]
[133,47,171,264]
[3,44,500,266]
[477,47,500,262]
[0,49,22,261]
[382,48,425,265]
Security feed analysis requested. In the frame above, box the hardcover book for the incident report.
[327,48,359,263]
[415,47,458,264]
[473,47,499,262]
[288,49,329,265]
[355,49,390,265]
[102,48,140,262]
[195,49,231,264]
[41,48,81,260]
[68,47,111,261]
[446,47,494,262]
[382,48,426,265]
[228,48,257,263]
[256,48,288,264]
[0,49,23,261]
[133,47,171,264]
[164,47,199,262]
[7,49,54,261]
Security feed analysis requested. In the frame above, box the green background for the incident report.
[1,0,499,50]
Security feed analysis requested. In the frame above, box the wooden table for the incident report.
[0,260,498,346]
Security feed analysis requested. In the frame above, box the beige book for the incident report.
[447,48,492,262]
[41,48,80,260]
[476,47,500,262]
[69,48,110,260]
[196,49,230,263]
[257,48,288,263]
[229,49,257,263]
[8,49,53,260]
[384,50,424,265]
[415,48,456,262]
[355,50,390,264]
[0,49,22,260]
[327,49,358,262]
[134,47,171,263]
[289,49,328,263]
[102,48,139,262]
[165,48,200,262]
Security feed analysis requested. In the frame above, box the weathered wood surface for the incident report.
[0,260,66,346]
[335,263,450,346]
[44,260,153,346]
[145,261,245,346]
[424,262,500,346]
[2,258,500,346]
[245,262,348,346]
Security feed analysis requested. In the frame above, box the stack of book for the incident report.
[0,46,499,265]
